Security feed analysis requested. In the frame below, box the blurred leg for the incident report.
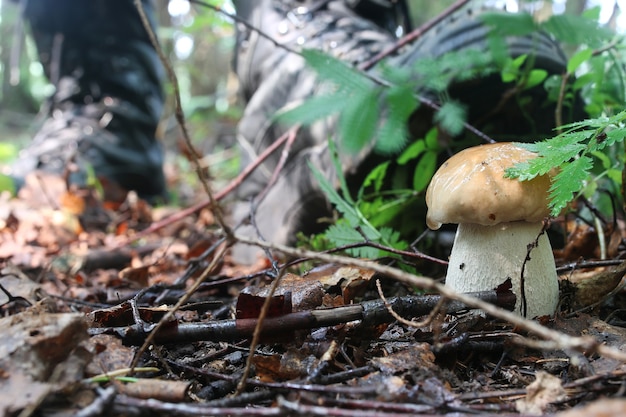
[11,0,167,202]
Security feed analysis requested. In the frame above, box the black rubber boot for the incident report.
[232,1,578,262]
[10,0,167,203]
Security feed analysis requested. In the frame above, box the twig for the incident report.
[168,359,377,395]
[116,395,283,416]
[375,279,445,328]
[417,96,495,144]
[254,126,299,206]
[311,239,448,265]
[555,39,620,134]
[557,258,625,273]
[555,72,570,134]
[133,0,232,238]
[188,0,300,57]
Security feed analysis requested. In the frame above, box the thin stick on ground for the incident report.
[375,279,446,329]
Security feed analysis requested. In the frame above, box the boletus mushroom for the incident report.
[425,142,559,318]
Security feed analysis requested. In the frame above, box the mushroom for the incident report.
[425,142,559,318]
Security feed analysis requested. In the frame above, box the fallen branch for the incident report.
[93,288,515,345]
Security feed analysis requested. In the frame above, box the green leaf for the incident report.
[480,12,537,36]
[276,93,347,126]
[0,143,17,163]
[413,151,438,193]
[339,88,379,153]
[308,162,359,226]
[501,55,530,83]
[434,100,467,136]
[601,129,626,149]
[397,139,425,165]
[362,195,410,229]
[541,14,612,46]
[361,161,389,194]
[567,48,593,74]
[301,49,373,91]
[375,85,417,154]
[516,132,590,165]
[0,174,16,196]
[328,139,354,205]
[378,226,404,250]
[323,222,383,258]
[591,150,611,170]
[524,69,548,90]
[487,34,510,66]
[424,127,439,150]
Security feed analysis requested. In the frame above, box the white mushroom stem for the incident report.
[445,221,559,318]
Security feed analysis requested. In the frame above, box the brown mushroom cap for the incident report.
[425,142,554,230]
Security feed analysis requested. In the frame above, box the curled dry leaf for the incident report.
[515,371,566,415]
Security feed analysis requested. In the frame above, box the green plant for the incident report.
[305,139,407,258]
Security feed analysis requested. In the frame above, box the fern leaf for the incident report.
[480,12,537,36]
[276,93,347,126]
[375,85,417,154]
[323,223,382,259]
[339,88,380,153]
[301,49,373,91]
[548,155,593,215]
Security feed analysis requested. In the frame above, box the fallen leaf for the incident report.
[304,264,375,304]
[240,273,324,312]
[515,371,566,415]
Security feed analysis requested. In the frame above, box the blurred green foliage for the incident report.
[292,2,626,258]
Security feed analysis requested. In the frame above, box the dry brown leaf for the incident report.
[0,311,90,415]
[304,264,375,304]
[85,334,134,376]
[371,343,436,374]
[240,272,324,312]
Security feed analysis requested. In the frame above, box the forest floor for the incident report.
[1,164,626,417]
